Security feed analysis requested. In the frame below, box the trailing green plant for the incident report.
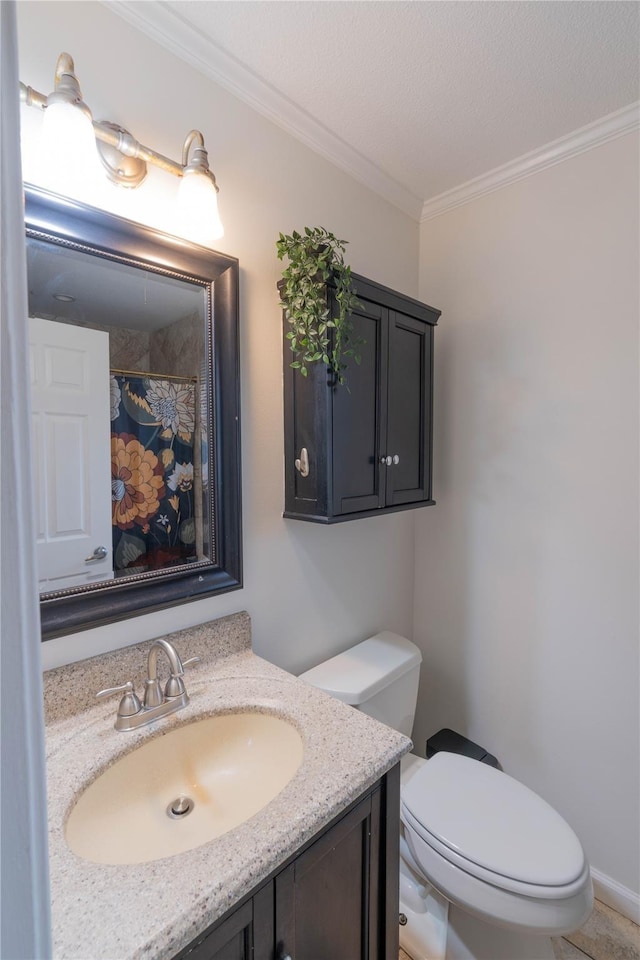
[277,226,362,385]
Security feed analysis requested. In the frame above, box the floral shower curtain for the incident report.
[110,374,197,572]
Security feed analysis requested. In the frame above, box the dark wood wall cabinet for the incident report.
[173,766,400,960]
[282,274,441,523]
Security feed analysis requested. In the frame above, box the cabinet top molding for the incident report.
[278,271,442,327]
[351,274,441,326]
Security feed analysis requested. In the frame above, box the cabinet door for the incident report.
[332,298,387,515]
[176,885,273,960]
[275,792,384,960]
[385,310,433,507]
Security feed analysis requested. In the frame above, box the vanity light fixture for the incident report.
[36,52,102,197]
[20,52,224,245]
[176,131,224,248]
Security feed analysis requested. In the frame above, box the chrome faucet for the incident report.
[97,639,200,732]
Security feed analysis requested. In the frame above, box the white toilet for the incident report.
[300,632,593,960]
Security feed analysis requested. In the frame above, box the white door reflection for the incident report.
[29,317,113,591]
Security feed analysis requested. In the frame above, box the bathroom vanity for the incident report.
[43,613,410,959]
[174,768,398,960]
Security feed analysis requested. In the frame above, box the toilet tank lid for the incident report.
[299,632,422,706]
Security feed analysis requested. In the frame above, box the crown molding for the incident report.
[106,0,424,221]
[104,3,639,225]
[421,102,640,222]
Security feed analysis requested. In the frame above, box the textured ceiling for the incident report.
[116,1,639,211]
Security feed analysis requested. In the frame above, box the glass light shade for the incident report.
[39,100,102,199]
[177,171,224,247]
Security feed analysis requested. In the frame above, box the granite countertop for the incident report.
[44,613,411,960]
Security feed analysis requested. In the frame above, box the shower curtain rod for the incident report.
[110,368,198,383]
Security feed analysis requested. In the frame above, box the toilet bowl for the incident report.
[300,632,593,960]
[401,752,592,957]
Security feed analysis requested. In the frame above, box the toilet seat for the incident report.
[401,803,590,900]
[402,816,593,935]
[399,752,593,934]
[401,752,586,897]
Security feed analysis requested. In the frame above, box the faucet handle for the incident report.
[96,681,142,718]
[164,656,201,699]
[182,656,202,670]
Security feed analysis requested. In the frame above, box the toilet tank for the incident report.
[299,632,422,737]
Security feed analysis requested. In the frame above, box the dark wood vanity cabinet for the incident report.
[174,766,400,960]
[282,274,441,523]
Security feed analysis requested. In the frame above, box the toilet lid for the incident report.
[402,753,585,888]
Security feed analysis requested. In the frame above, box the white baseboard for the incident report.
[591,867,640,925]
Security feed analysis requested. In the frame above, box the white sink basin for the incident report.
[65,711,304,865]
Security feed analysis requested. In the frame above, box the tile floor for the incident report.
[398,899,640,960]
[553,900,640,960]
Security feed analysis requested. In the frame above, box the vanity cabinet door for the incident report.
[274,788,389,960]
[175,885,273,960]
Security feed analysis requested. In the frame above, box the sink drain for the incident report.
[166,796,195,820]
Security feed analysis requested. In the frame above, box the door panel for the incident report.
[29,317,113,590]
[386,311,432,506]
[332,300,386,514]
[178,901,252,960]
[174,886,273,960]
[275,795,378,960]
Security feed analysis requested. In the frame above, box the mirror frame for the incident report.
[25,185,242,641]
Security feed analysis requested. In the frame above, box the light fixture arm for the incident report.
[182,129,219,193]
[182,129,206,167]
[20,52,85,111]
[53,52,76,87]
[47,53,92,119]
[93,122,182,179]
[19,82,47,110]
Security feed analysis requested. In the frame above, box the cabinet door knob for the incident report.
[392,454,400,465]
[379,455,392,466]
[295,447,310,478]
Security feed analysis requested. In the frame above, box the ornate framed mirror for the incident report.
[25,185,242,640]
